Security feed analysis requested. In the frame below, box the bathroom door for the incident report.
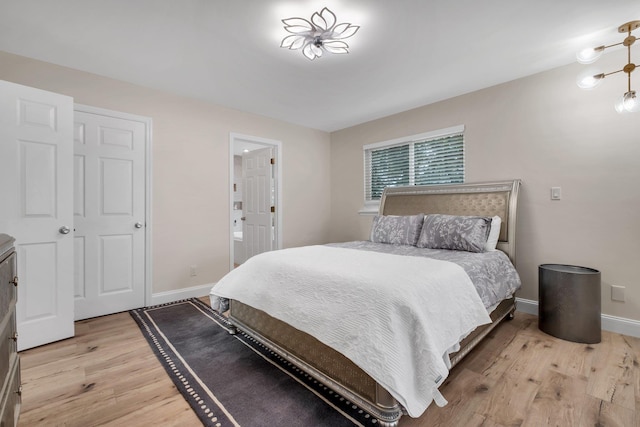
[242,147,273,261]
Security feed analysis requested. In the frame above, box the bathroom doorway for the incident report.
[229,133,282,270]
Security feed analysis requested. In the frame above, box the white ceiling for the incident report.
[0,1,637,132]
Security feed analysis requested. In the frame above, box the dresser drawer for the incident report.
[0,358,21,427]
[0,310,17,388]
[0,251,17,324]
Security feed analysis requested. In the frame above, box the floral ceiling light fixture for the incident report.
[280,7,359,60]
[576,20,640,113]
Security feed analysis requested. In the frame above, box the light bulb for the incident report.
[576,70,604,89]
[576,46,604,64]
[622,91,640,112]
[614,96,627,113]
[615,92,640,113]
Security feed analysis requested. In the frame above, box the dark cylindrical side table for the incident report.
[538,264,601,344]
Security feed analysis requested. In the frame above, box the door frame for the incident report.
[229,133,282,271]
[74,104,153,307]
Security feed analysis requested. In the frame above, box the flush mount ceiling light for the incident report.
[280,7,359,60]
[576,20,640,113]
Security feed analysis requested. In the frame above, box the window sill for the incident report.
[358,202,379,216]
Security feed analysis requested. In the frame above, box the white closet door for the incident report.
[73,108,147,320]
[0,80,74,351]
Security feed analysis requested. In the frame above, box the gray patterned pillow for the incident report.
[417,214,491,253]
[370,214,425,246]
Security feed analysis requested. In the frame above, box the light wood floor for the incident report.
[18,305,640,427]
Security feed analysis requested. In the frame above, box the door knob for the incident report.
[59,226,71,234]
[134,222,143,229]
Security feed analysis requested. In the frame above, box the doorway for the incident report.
[229,133,282,270]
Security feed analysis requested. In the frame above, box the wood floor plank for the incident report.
[458,316,527,377]
[20,372,89,410]
[18,309,640,427]
[521,369,588,427]
[402,368,493,427]
[476,332,558,425]
[67,380,190,426]
[18,341,81,371]
[587,331,637,410]
[100,395,201,427]
[19,311,199,427]
[19,388,118,426]
[579,395,636,427]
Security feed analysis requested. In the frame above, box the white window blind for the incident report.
[364,126,464,203]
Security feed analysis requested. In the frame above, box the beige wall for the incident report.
[330,52,640,321]
[0,51,332,294]
[2,50,639,322]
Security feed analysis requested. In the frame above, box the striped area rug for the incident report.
[130,298,377,426]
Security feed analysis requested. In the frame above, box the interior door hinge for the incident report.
[271,206,275,213]
[270,158,275,165]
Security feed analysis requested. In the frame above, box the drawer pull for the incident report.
[10,276,18,287]
[10,332,18,342]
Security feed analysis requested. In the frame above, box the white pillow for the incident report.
[484,216,502,251]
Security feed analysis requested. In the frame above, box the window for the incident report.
[361,125,464,213]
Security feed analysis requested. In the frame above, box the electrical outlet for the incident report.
[611,285,625,302]
[190,265,197,277]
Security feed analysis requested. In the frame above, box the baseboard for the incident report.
[515,297,640,338]
[514,298,539,316]
[150,283,214,306]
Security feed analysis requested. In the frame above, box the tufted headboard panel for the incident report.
[379,180,521,264]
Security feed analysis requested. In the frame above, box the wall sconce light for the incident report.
[576,20,640,113]
[280,7,359,60]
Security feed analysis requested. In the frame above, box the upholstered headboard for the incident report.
[379,180,522,265]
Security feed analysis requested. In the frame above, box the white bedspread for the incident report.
[210,245,491,417]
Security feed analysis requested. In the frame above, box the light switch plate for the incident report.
[551,187,561,200]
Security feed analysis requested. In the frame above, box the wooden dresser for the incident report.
[0,234,20,426]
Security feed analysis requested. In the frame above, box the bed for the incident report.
[210,180,522,426]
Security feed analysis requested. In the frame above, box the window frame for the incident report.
[360,125,465,215]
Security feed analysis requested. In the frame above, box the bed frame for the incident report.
[228,180,522,426]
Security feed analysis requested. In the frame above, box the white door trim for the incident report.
[229,133,282,271]
[74,104,153,307]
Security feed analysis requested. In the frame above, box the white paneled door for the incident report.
[242,147,274,261]
[73,107,147,320]
[0,80,75,351]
